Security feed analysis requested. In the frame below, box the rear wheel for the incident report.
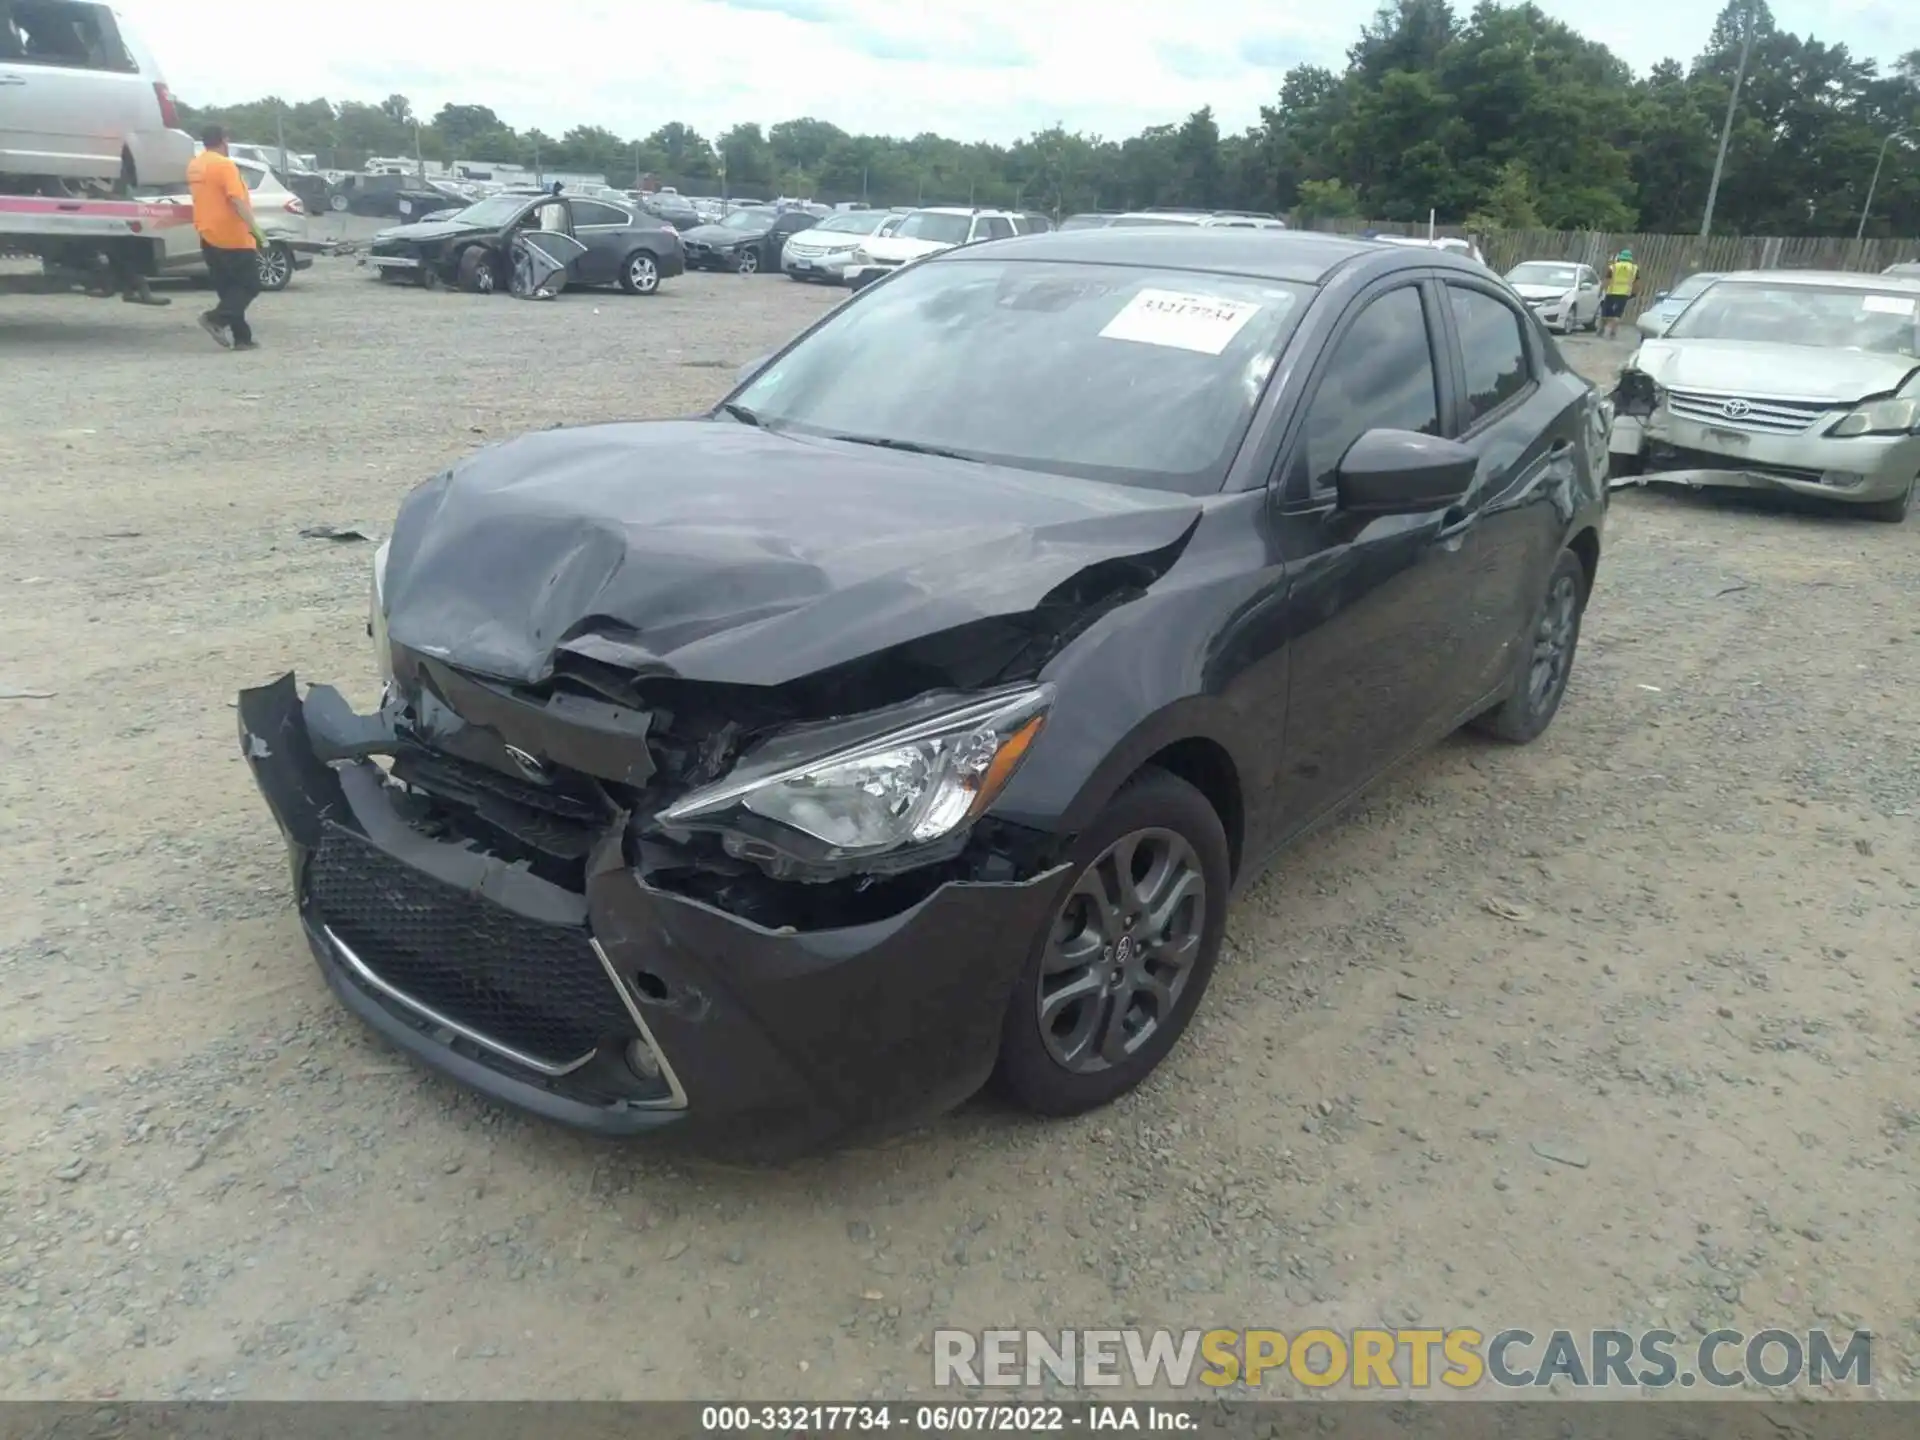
[1472,549,1587,744]
[620,251,661,295]
[256,243,294,292]
[993,769,1230,1117]
[1857,477,1914,524]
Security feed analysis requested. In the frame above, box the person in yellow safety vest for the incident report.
[1600,248,1639,340]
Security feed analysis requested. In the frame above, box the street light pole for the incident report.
[1856,126,1911,242]
[1700,1,1756,238]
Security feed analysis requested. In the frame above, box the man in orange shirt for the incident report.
[185,125,267,349]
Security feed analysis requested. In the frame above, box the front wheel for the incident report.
[736,248,760,275]
[256,242,294,292]
[1857,477,1914,524]
[993,769,1230,1117]
[328,193,348,212]
[620,251,661,295]
[457,246,496,294]
[1471,548,1587,744]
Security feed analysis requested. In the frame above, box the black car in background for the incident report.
[641,192,702,231]
[367,191,685,295]
[680,206,820,273]
[329,174,472,219]
[239,229,1607,1158]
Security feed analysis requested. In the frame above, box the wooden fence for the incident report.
[1299,217,1920,318]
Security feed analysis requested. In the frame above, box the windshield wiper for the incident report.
[823,433,977,463]
[718,401,764,428]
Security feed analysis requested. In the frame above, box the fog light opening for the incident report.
[625,1037,663,1080]
[632,970,670,1003]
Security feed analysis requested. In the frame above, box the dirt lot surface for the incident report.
[1,255,1916,1402]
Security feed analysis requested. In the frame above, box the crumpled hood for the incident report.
[381,420,1203,688]
[1633,339,1920,402]
[1510,282,1573,302]
[372,219,486,247]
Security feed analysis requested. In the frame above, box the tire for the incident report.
[619,250,661,295]
[328,193,349,213]
[993,768,1231,1117]
[1856,477,1914,524]
[1471,549,1588,744]
[256,243,294,292]
[737,248,760,275]
[457,246,496,295]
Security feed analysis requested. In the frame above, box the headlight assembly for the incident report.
[657,686,1051,878]
[1829,397,1919,437]
[850,247,873,266]
[369,538,393,685]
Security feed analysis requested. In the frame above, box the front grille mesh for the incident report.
[1665,389,1829,435]
[308,823,635,1068]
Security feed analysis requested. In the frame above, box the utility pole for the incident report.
[1856,126,1911,242]
[1700,1,1756,237]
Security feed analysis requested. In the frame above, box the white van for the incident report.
[0,0,196,189]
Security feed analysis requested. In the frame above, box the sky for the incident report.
[124,0,1913,148]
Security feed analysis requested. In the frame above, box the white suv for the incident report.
[0,0,195,190]
[845,207,1020,288]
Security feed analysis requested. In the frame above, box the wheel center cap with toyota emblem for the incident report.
[1720,399,1751,419]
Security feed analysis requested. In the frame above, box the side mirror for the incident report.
[736,353,771,387]
[1335,430,1478,517]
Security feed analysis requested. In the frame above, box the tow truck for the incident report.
[0,190,193,297]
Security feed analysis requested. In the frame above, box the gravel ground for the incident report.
[1,253,1917,1402]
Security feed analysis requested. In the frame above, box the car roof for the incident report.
[1714,269,1920,294]
[939,226,1420,285]
[915,205,1013,217]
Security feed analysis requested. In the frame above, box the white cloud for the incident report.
[120,0,1912,146]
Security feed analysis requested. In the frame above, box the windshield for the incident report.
[814,211,890,235]
[890,212,972,245]
[1666,281,1920,356]
[1667,273,1720,303]
[721,208,775,231]
[448,196,531,227]
[1507,263,1578,288]
[732,259,1310,492]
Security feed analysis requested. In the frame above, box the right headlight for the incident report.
[657,686,1051,876]
[368,539,392,685]
[850,247,874,265]
[1828,397,1919,437]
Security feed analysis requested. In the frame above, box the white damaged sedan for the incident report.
[1608,269,1920,523]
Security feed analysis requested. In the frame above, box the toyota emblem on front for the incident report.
[503,745,548,782]
[1720,399,1751,419]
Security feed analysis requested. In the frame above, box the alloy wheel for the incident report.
[1527,572,1579,712]
[738,250,759,274]
[628,255,659,293]
[1037,828,1207,1074]
[257,246,292,289]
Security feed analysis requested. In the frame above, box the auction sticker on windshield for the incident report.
[1099,288,1262,355]
[1861,294,1916,314]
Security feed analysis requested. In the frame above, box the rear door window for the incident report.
[972,216,1015,242]
[571,200,630,228]
[3,1,137,71]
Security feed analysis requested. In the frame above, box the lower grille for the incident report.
[1647,443,1827,485]
[307,823,636,1070]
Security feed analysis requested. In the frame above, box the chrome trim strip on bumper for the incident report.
[368,255,422,269]
[321,925,595,1079]
[591,938,690,1111]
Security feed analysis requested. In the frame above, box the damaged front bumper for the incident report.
[237,673,1072,1157]
[1608,397,1920,505]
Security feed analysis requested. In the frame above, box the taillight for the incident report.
[286,198,305,216]
[154,82,180,128]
